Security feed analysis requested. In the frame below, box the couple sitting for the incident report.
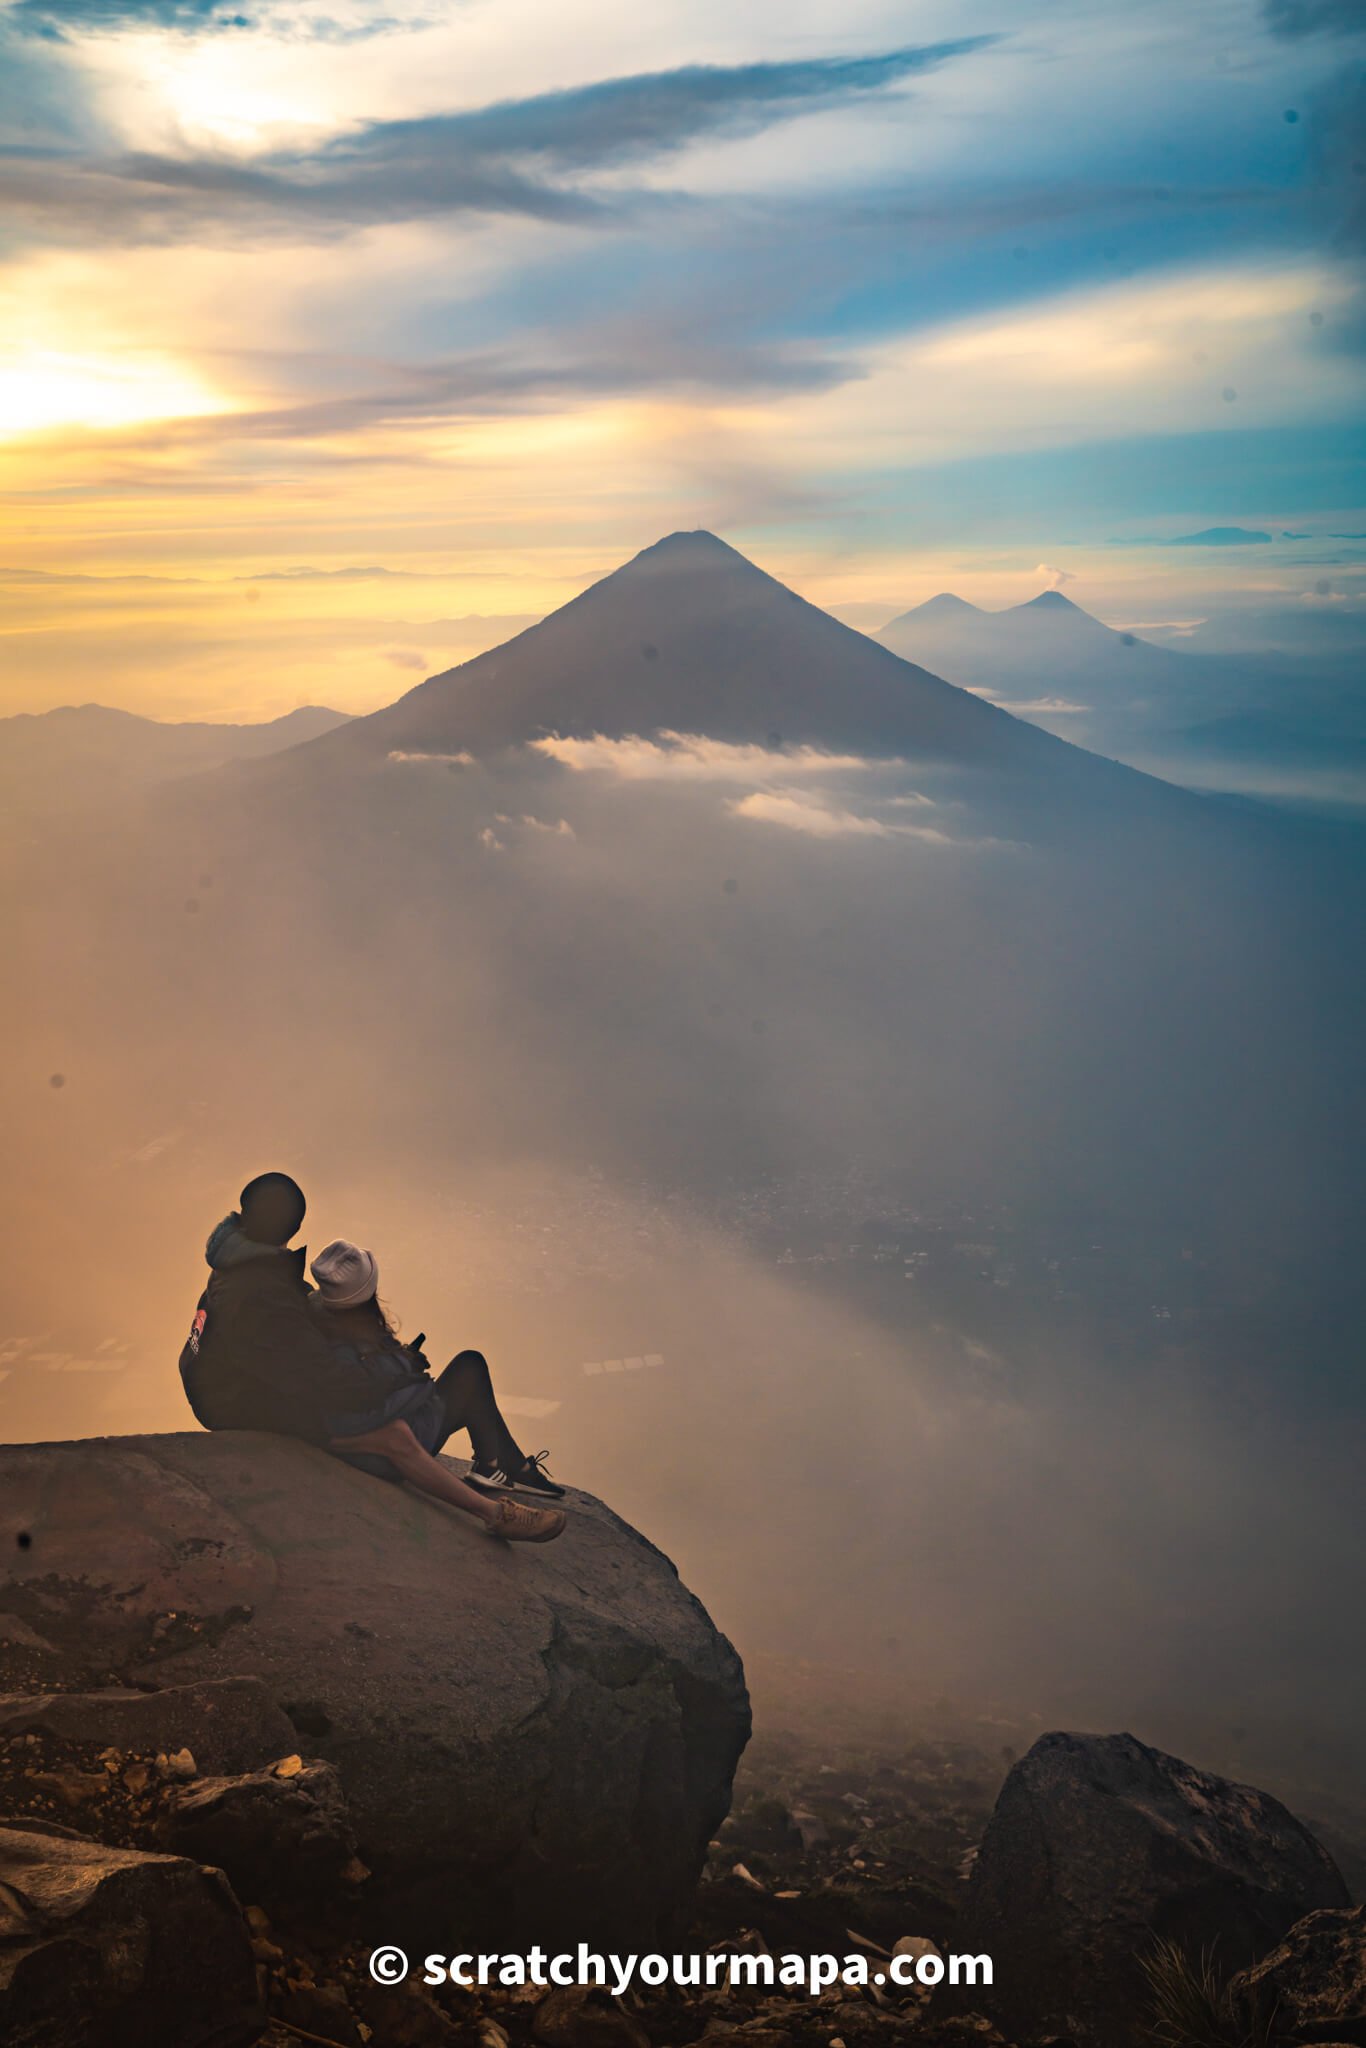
[179,1171,566,1543]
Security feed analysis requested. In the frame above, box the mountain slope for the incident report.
[0,701,351,825]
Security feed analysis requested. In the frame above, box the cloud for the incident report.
[1111,620,1208,636]
[973,694,1090,715]
[7,0,252,32]
[245,564,411,580]
[388,748,474,764]
[494,811,575,836]
[531,731,899,782]
[0,39,997,242]
[1117,528,1275,546]
[729,790,951,841]
[5,0,434,37]
[1033,562,1074,588]
[795,263,1361,472]
[330,41,999,176]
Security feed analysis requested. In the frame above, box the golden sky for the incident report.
[0,0,1361,720]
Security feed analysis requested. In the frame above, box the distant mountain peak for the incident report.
[1020,590,1083,612]
[880,592,984,631]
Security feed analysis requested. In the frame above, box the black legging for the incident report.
[431,1349,524,1473]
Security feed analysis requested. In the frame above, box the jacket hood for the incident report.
[206,1213,306,1273]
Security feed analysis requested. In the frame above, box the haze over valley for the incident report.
[2,532,1363,1843]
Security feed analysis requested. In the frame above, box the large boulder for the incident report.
[0,1820,263,2047]
[0,1432,750,1945]
[1228,1903,1366,2044]
[957,1730,1350,2047]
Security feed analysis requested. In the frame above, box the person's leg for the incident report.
[333,1448,405,1484]
[431,1349,525,1472]
[326,1418,565,1541]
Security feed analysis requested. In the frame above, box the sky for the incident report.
[0,0,1363,719]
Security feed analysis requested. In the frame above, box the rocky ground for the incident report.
[4,1430,1363,2048]
[4,1657,1365,2047]
[0,1656,1024,2048]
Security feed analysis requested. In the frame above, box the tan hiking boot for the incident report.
[488,1496,566,1543]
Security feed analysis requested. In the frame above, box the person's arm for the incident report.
[331,1418,499,1523]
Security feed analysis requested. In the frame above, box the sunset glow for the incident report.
[0,0,1360,718]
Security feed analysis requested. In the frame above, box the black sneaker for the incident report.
[511,1450,566,1499]
[471,1451,566,1499]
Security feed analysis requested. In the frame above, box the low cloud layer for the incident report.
[729,789,951,841]
[532,731,905,783]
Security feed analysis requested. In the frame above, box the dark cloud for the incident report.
[0,38,997,243]
[4,0,432,38]
[322,40,999,176]
[8,0,253,33]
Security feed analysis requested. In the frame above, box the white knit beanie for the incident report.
[310,1239,379,1309]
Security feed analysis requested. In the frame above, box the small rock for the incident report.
[161,1758,358,1913]
[892,1934,941,1978]
[791,1806,828,1852]
[31,1767,108,1807]
[352,1976,455,2045]
[273,1753,304,1779]
[276,1981,362,2047]
[532,1985,650,2048]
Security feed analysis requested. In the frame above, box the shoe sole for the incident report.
[467,1469,566,1501]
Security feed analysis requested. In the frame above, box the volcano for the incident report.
[294,531,1072,772]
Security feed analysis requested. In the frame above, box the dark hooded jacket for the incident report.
[179,1216,376,1442]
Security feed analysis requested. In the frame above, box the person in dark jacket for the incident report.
[309,1238,566,1544]
[179,1172,370,1439]
[180,1176,563,1542]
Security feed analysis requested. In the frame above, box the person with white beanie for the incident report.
[307,1237,566,1544]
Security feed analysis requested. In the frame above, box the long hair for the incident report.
[316,1292,403,1350]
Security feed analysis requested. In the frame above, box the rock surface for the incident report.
[0,1819,263,2048]
[0,1676,298,1774]
[161,1756,359,1911]
[0,1431,750,1944]
[957,1729,1350,2047]
[1228,1902,1366,2044]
